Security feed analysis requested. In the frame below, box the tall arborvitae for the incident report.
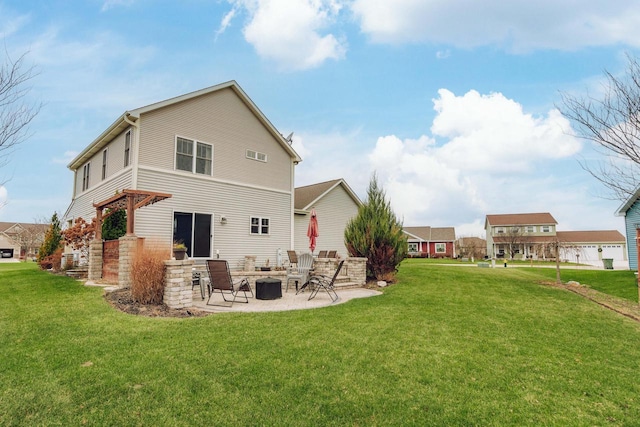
[37,212,62,262]
[344,174,407,281]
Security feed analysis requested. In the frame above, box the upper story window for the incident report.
[542,226,551,233]
[246,149,267,162]
[176,136,212,175]
[511,226,520,233]
[496,227,505,234]
[124,130,131,167]
[101,149,108,180]
[250,217,269,235]
[82,162,91,191]
[526,226,534,233]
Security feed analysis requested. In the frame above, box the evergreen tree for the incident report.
[37,212,62,262]
[102,209,127,240]
[344,174,407,281]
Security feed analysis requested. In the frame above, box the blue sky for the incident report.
[1,0,640,236]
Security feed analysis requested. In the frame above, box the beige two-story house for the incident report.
[485,213,558,259]
[63,81,302,270]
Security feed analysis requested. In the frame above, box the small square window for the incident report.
[250,217,269,235]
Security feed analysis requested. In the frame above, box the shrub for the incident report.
[38,247,63,271]
[102,209,127,241]
[130,245,167,305]
[61,217,96,264]
[37,212,62,268]
[344,174,407,281]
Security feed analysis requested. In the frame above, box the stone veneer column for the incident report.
[345,257,367,285]
[88,240,103,281]
[164,259,194,309]
[118,235,139,288]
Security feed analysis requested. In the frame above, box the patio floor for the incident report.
[191,286,382,313]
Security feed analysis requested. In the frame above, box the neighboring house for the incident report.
[485,213,558,259]
[455,237,487,260]
[0,222,47,260]
[293,178,362,258]
[63,81,302,270]
[403,226,456,258]
[556,230,626,267]
[616,187,640,270]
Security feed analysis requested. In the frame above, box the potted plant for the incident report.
[173,242,187,260]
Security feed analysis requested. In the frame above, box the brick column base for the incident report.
[88,240,103,281]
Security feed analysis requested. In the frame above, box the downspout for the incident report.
[123,112,139,189]
[290,161,297,250]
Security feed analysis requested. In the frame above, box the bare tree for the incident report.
[503,226,531,259]
[0,48,40,192]
[559,53,640,201]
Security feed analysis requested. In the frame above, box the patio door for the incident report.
[173,212,212,258]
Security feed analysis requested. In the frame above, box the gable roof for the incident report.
[294,178,362,212]
[68,80,301,170]
[0,222,48,234]
[485,212,557,227]
[403,226,456,242]
[556,230,625,243]
[616,185,640,216]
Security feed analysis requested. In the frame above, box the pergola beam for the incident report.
[93,189,172,239]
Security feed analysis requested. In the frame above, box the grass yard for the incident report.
[2,261,640,425]
[524,267,638,303]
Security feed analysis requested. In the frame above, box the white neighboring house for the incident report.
[556,230,627,268]
[63,81,302,270]
[293,179,362,258]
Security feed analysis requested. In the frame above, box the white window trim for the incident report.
[124,130,131,167]
[435,243,446,253]
[246,149,267,163]
[82,162,91,192]
[174,135,213,176]
[408,243,418,252]
[101,148,108,180]
[250,216,270,235]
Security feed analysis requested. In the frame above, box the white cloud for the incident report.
[224,0,347,70]
[350,0,640,51]
[366,89,583,234]
[52,151,79,165]
[432,89,581,173]
[101,0,134,12]
[0,186,7,208]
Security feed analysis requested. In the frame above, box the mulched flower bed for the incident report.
[104,287,211,318]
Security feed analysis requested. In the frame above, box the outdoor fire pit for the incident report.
[255,277,282,300]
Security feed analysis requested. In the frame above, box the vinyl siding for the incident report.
[135,168,291,270]
[72,127,133,198]
[64,169,134,224]
[137,87,292,191]
[624,200,640,270]
[294,184,359,257]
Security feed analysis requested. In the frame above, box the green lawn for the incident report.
[2,261,640,425]
[524,267,639,303]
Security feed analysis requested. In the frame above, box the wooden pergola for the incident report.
[93,189,172,239]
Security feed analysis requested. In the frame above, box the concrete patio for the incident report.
[190,285,382,313]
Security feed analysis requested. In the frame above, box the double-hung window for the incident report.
[542,226,550,233]
[250,217,269,235]
[435,243,446,253]
[408,243,418,252]
[124,130,131,167]
[82,162,90,191]
[101,149,108,180]
[176,136,212,175]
